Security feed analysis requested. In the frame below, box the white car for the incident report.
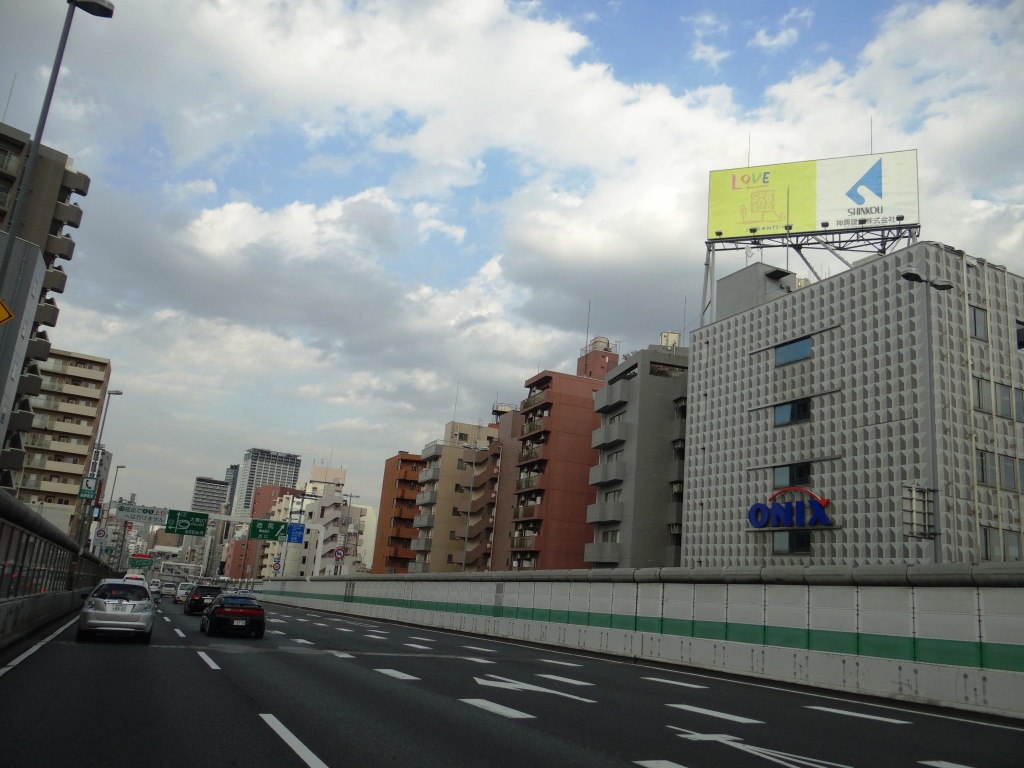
[174,582,195,603]
[76,578,155,644]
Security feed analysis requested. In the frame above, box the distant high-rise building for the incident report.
[224,464,239,510]
[191,476,229,517]
[231,448,301,519]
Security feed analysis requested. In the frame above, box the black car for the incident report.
[184,585,222,615]
[199,594,265,638]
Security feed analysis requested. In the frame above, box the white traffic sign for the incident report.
[334,549,345,560]
[272,562,282,571]
[95,529,107,539]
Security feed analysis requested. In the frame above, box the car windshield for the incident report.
[93,584,149,601]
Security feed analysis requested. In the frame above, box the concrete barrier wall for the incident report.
[0,591,80,650]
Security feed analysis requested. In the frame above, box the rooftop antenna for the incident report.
[870,116,873,154]
[584,300,591,349]
[452,379,460,426]
[2,74,15,123]
[747,133,751,166]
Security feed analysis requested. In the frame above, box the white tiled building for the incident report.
[682,241,1023,567]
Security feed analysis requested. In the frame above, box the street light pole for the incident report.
[0,0,114,291]
[96,463,124,558]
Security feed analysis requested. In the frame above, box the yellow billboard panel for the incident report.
[708,151,919,240]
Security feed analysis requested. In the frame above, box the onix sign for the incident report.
[748,487,834,529]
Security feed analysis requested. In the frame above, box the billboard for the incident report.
[707,150,919,239]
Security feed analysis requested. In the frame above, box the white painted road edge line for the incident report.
[0,616,78,678]
[806,705,911,724]
[197,651,220,670]
[667,704,762,724]
[460,699,534,719]
[642,677,707,690]
[260,713,330,768]
[537,658,581,667]
[174,629,186,638]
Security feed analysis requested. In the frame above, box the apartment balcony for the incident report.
[25,335,50,361]
[17,373,41,397]
[584,542,621,564]
[385,545,416,561]
[668,459,686,482]
[35,298,59,327]
[394,487,419,501]
[45,233,75,260]
[592,422,630,449]
[520,389,550,413]
[54,201,83,228]
[25,435,52,450]
[594,378,631,413]
[415,490,438,507]
[586,501,625,524]
[512,505,544,524]
[455,516,493,541]
[669,419,686,443]
[7,409,33,434]
[0,149,19,177]
[510,535,540,551]
[38,360,106,381]
[409,538,432,552]
[389,525,417,540]
[421,441,444,460]
[43,266,67,294]
[419,466,441,483]
[407,562,428,574]
[62,167,90,196]
[515,474,543,491]
[589,461,627,486]
[412,512,435,529]
[520,418,547,436]
[666,502,684,526]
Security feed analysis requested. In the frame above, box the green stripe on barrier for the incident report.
[259,586,1024,672]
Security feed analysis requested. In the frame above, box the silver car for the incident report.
[76,579,155,644]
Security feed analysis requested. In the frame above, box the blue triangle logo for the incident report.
[846,159,883,205]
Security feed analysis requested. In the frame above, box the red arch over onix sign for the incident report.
[748,487,833,529]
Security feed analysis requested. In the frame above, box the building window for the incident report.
[996,384,1013,418]
[977,450,996,486]
[969,305,988,341]
[774,398,811,426]
[599,529,620,543]
[606,449,624,463]
[607,411,625,424]
[773,530,811,554]
[1007,533,1021,562]
[775,337,812,366]
[604,489,622,502]
[981,526,997,561]
[1001,455,1017,490]
[774,462,811,488]
[972,377,992,412]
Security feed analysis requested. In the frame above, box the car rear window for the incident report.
[193,587,221,596]
[221,597,261,608]
[93,584,149,601]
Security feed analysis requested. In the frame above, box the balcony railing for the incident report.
[412,512,435,529]
[511,535,539,550]
[520,419,545,436]
[517,445,542,463]
[515,476,538,490]
[521,390,547,411]
[419,466,441,483]
[513,505,540,520]
[409,538,432,552]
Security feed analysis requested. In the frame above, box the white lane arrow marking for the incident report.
[669,726,852,767]
[376,669,419,680]
[536,674,593,686]
[475,675,596,703]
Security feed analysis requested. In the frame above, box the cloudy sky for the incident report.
[2,0,1021,512]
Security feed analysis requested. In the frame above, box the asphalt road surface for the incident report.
[1,601,1021,768]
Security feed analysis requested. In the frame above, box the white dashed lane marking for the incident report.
[536,674,592,686]
[376,669,419,681]
[806,706,911,724]
[666,704,761,724]
[642,677,707,690]
[460,699,534,719]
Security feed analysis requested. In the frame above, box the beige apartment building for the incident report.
[16,348,111,539]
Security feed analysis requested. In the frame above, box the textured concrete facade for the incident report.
[683,241,1024,567]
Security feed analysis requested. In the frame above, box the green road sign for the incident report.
[249,519,287,541]
[104,546,114,555]
[78,476,99,500]
[128,556,153,568]
[165,509,209,536]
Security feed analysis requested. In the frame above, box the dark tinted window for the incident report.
[93,584,149,601]
[775,337,812,366]
[192,586,221,596]
[221,597,261,608]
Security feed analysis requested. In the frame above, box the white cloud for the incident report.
[749,7,813,52]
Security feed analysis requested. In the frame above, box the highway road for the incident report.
[1,600,1021,768]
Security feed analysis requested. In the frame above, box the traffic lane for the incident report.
[253,605,1024,767]
[0,616,320,768]
[194,632,637,768]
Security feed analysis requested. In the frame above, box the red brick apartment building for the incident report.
[372,452,425,573]
[498,338,618,570]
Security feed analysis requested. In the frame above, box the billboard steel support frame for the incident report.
[699,223,921,327]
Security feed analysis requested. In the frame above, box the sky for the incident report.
[1,0,1021,513]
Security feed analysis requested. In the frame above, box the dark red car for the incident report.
[184,585,222,615]
[199,594,265,639]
